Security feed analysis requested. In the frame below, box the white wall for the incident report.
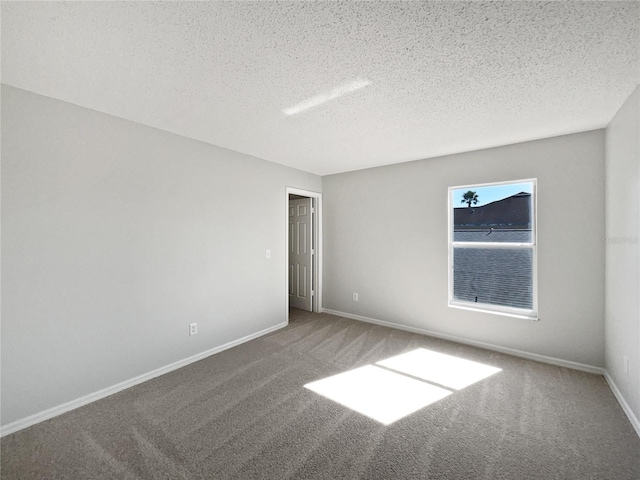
[323,130,605,367]
[605,85,640,422]
[1,85,321,427]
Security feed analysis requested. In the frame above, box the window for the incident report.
[448,179,537,320]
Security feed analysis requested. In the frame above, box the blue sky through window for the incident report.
[453,182,532,207]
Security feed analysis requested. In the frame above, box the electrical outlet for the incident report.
[265,249,271,259]
[189,323,198,336]
[623,356,629,375]
[353,293,359,302]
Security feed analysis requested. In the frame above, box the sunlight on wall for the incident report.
[283,79,372,116]
[304,348,502,425]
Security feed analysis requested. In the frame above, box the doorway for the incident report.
[286,187,322,314]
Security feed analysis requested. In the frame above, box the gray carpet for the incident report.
[2,309,639,479]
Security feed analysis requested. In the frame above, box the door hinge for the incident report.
[311,207,315,214]
[311,290,315,296]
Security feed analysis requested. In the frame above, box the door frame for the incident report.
[286,187,322,315]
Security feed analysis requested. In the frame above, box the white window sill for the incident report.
[449,301,539,321]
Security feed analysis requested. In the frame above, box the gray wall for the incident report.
[1,85,321,426]
[605,85,640,420]
[323,130,605,367]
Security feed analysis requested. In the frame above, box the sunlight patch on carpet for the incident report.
[377,348,502,390]
[304,348,502,425]
[304,365,451,425]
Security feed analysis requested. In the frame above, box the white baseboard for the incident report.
[603,371,640,438]
[322,309,604,375]
[1,321,287,437]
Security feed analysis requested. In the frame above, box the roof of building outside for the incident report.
[454,192,531,229]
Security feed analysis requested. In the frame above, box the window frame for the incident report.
[448,178,538,320]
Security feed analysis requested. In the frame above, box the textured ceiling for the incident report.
[2,1,639,175]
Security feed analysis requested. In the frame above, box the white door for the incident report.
[289,197,313,311]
